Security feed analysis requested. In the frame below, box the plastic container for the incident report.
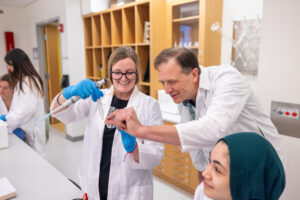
[0,120,9,149]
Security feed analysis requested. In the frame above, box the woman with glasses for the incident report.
[50,46,164,200]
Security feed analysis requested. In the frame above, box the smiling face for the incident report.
[157,58,199,103]
[202,141,232,200]
[111,57,137,100]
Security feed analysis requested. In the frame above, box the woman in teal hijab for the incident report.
[194,132,285,200]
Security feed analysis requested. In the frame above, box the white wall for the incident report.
[221,0,263,65]
[0,6,27,75]
[21,0,67,74]
[0,0,67,75]
[0,0,87,138]
[65,0,85,85]
[64,0,87,138]
[221,0,263,90]
[222,0,300,198]
[257,0,300,199]
[81,0,109,14]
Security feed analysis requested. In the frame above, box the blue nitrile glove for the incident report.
[119,129,136,153]
[13,128,26,141]
[62,79,104,102]
[0,115,6,121]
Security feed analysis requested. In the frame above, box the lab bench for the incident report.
[0,134,83,199]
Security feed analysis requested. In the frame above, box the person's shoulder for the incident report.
[206,64,244,79]
[205,64,239,73]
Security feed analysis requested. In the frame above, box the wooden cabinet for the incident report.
[82,0,167,97]
[153,121,200,194]
[167,0,223,66]
[153,144,199,194]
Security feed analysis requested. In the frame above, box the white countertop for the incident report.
[0,134,83,200]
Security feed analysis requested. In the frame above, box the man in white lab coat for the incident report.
[106,47,284,182]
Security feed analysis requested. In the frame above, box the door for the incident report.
[43,25,62,124]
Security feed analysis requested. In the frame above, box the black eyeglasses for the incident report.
[111,71,137,80]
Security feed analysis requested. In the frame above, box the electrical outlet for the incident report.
[271,101,300,138]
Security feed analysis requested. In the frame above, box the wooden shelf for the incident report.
[83,17,92,47]
[136,43,150,46]
[83,0,167,98]
[140,81,150,86]
[169,0,222,66]
[172,15,199,23]
[86,76,102,80]
[101,12,111,45]
[92,15,101,46]
[174,45,199,49]
[112,10,123,45]
[172,0,198,6]
[135,0,151,6]
[136,2,150,44]
[123,6,135,44]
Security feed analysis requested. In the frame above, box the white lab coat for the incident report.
[0,97,8,115]
[194,183,211,200]
[6,76,46,155]
[51,86,164,200]
[176,65,284,171]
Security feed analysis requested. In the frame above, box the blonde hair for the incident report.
[107,46,142,89]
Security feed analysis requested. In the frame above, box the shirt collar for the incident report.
[198,65,210,91]
[183,66,209,107]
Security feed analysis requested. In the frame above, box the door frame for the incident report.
[36,17,61,113]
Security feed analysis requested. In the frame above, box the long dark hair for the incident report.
[4,48,44,96]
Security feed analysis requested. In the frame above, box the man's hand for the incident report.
[105,107,143,138]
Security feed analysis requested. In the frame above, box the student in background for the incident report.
[194,132,285,200]
[0,48,46,155]
[0,74,14,115]
[50,46,163,200]
[0,74,25,140]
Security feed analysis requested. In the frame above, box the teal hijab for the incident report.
[220,132,285,200]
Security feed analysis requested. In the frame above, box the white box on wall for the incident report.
[81,0,109,14]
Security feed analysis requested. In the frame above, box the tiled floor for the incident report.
[44,126,193,200]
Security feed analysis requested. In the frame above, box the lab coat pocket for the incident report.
[128,184,153,200]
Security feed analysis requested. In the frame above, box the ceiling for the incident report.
[0,0,38,8]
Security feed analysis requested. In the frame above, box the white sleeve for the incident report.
[128,99,164,169]
[50,93,92,124]
[176,69,251,152]
[6,82,40,130]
